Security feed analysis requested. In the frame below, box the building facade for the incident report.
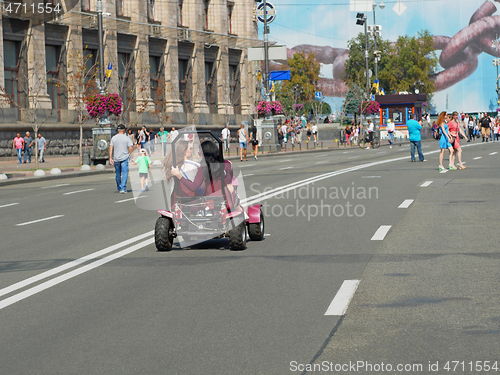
[0,0,261,130]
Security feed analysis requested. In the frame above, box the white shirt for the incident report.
[170,130,179,142]
[222,128,230,140]
[387,121,395,132]
[238,128,247,142]
[281,125,288,134]
[312,125,318,133]
[367,123,374,132]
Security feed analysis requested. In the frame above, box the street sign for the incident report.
[364,69,373,78]
[256,2,277,24]
[315,91,322,100]
[269,70,291,81]
[248,45,287,61]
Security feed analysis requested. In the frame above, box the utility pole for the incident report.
[364,14,369,96]
[263,0,270,102]
[97,0,110,125]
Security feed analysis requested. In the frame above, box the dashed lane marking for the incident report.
[0,203,19,209]
[398,199,414,209]
[473,157,482,160]
[63,188,95,195]
[279,167,293,170]
[371,225,392,240]
[489,152,498,155]
[420,181,433,187]
[16,215,64,226]
[324,280,360,316]
[41,184,70,189]
[115,196,146,203]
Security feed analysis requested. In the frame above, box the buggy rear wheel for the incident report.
[358,137,366,149]
[229,220,247,251]
[248,209,265,241]
[373,137,380,149]
[155,216,174,252]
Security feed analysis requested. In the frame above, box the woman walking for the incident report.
[250,126,260,160]
[345,125,352,146]
[437,112,455,171]
[448,111,469,170]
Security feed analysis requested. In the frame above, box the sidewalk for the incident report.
[0,138,413,186]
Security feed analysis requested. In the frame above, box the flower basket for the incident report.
[292,103,304,112]
[256,100,283,117]
[86,93,122,119]
[360,100,380,115]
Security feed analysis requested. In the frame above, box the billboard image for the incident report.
[267,0,500,113]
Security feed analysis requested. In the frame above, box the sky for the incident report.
[260,0,500,113]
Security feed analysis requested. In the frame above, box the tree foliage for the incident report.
[344,30,438,99]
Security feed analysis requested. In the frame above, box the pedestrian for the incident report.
[345,125,351,146]
[13,133,24,164]
[135,129,142,149]
[437,112,455,171]
[169,126,179,144]
[250,125,260,160]
[467,115,475,141]
[149,128,156,153]
[281,120,288,146]
[480,113,491,142]
[365,120,374,149]
[156,126,169,156]
[494,117,500,142]
[139,126,149,151]
[109,124,134,194]
[23,131,33,163]
[352,124,359,145]
[221,124,231,152]
[237,123,248,161]
[306,121,312,143]
[134,148,151,192]
[448,111,468,170]
[386,119,395,148]
[312,122,318,143]
[127,129,136,148]
[37,133,46,163]
[296,121,303,144]
[406,114,426,162]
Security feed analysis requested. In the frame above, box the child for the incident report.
[134,149,151,192]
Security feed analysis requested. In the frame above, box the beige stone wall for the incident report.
[0,17,7,109]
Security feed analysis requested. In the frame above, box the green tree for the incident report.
[275,51,321,114]
[344,30,437,99]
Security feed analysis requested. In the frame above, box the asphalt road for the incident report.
[0,140,499,375]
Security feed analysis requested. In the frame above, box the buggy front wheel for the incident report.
[155,216,174,251]
[358,137,366,149]
[373,137,380,149]
[248,209,265,241]
[229,220,247,251]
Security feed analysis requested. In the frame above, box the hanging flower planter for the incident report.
[255,100,283,117]
[86,93,122,119]
[360,100,380,115]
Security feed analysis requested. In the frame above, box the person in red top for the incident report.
[447,111,469,170]
[12,133,24,164]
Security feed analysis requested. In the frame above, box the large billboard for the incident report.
[267,0,500,113]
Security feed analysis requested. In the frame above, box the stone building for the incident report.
[0,0,261,155]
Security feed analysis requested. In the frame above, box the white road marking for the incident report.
[362,176,380,178]
[41,183,70,189]
[16,215,64,226]
[325,280,360,316]
[279,159,292,162]
[279,166,293,170]
[243,174,254,177]
[440,170,448,174]
[239,164,256,168]
[264,234,271,237]
[376,151,387,154]
[0,237,155,311]
[115,196,146,203]
[0,203,19,209]
[371,225,392,240]
[420,181,433,187]
[489,152,498,155]
[63,188,95,195]
[0,231,154,299]
[398,199,414,209]
[348,156,359,159]
[473,157,482,160]
[342,151,353,154]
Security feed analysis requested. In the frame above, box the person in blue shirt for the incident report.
[406,114,426,162]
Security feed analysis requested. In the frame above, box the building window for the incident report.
[205,61,216,114]
[46,45,60,110]
[203,0,209,30]
[178,58,189,112]
[150,56,161,108]
[81,0,90,11]
[227,4,233,34]
[116,0,124,16]
[3,40,20,119]
[177,0,183,26]
[147,0,155,21]
[118,52,132,115]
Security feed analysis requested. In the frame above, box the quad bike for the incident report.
[154,130,264,251]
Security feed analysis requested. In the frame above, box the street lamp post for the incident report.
[356,13,370,97]
[263,0,270,102]
[96,0,110,126]
[371,1,384,84]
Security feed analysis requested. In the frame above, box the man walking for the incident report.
[386,119,395,149]
[481,113,491,142]
[407,114,426,162]
[23,131,33,163]
[110,124,134,194]
[222,125,231,152]
[37,133,47,163]
[237,123,249,161]
[365,120,374,149]
[13,133,24,164]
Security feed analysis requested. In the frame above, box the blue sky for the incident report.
[261,0,499,113]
